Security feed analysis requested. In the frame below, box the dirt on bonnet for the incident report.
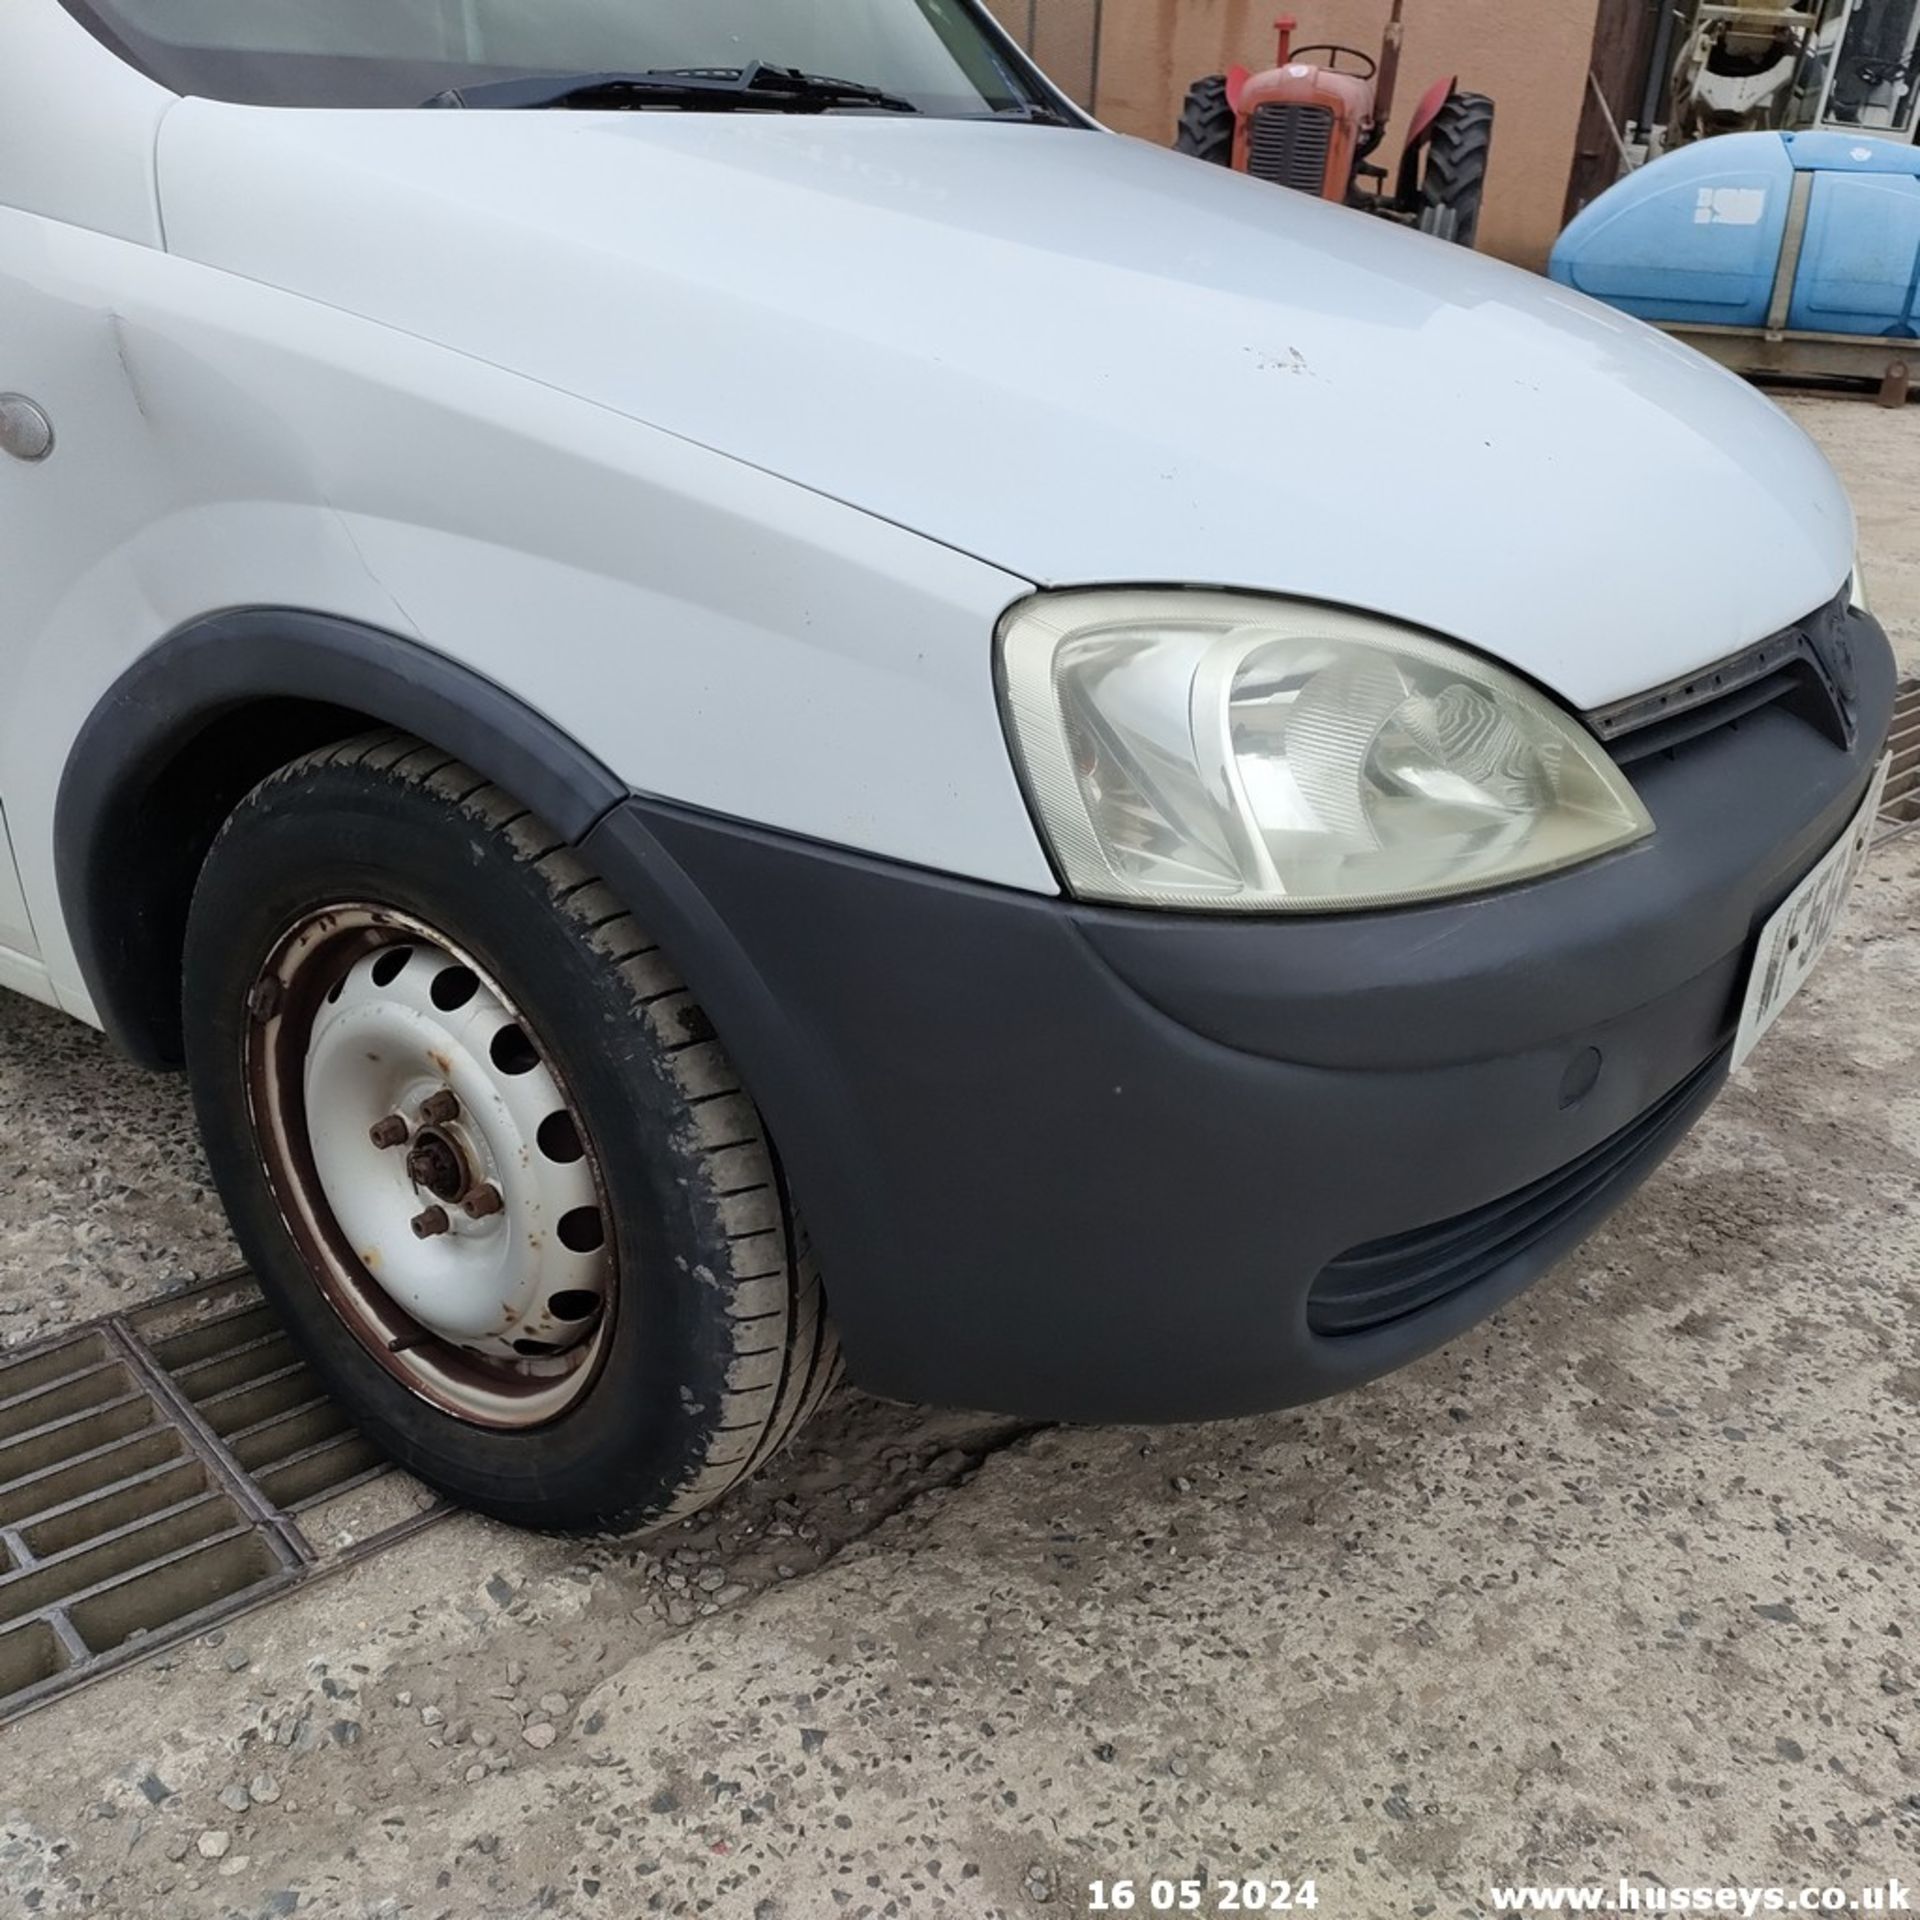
[0,397,1917,1919]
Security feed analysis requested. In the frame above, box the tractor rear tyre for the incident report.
[1419,91,1495,249]
[1176,76,1236,166]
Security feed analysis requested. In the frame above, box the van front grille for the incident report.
[1590,591,1862,764]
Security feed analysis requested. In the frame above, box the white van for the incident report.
[0,0,1892,1532]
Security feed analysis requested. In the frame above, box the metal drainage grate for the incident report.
[1880,677,1920,843]
[0,1275,438,1725]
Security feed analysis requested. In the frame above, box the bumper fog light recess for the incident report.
[999,590,1654,913]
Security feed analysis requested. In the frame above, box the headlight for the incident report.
[1850,561,1870,613]
[998,590,1653,912]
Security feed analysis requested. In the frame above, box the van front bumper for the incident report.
[582,616,1896,1423]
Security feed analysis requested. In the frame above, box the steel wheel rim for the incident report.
[243,905,616,1430]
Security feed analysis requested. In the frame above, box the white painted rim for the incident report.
[246,908,616,1429]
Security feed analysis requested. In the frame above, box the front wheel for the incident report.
[1175,76,1237,166]
[1419,91,1495,249]
[183,731,838,1535]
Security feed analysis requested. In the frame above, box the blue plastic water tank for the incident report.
[1551,133,1794,328]
[1785,133,1920,335]
[1550,130,1920,340]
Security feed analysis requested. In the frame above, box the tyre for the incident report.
[1175,76,1237,165]
[182,730,838,1535]
[1419,91,1495,249]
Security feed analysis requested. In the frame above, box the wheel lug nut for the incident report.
[419,1090,460,1126]
[368,1115,410,1151]
[410,1205,451,1240]
[462,1185,505,1220]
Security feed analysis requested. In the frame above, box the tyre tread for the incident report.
[1175,76,1236,166]
[214,731,839,1535]
[1419,91,1495,250]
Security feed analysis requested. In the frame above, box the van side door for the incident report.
[0,4,174,998]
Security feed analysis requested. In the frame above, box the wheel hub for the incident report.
[246,908,617,1429]
[404,1129,470,1204]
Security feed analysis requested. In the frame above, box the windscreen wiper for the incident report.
[980,102,1079,126]
[425,61,920,114]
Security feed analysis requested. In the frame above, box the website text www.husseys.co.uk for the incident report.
[1485,1881,1911,1915]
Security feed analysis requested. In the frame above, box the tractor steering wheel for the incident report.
[1287,44,1379,80]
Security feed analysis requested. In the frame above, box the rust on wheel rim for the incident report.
[242,906,616,1430]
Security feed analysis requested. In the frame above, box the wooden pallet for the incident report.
[1663,321,1914,406]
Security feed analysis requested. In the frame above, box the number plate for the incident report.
[1731,755,1889,1072]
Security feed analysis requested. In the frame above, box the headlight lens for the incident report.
[1850,560,1870,613]
[999,590,1653,912]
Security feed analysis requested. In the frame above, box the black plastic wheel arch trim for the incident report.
[54,609,628,1069]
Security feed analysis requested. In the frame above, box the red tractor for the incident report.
[1175,4,1495,248]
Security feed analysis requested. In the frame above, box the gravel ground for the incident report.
[0,396,1916,1920]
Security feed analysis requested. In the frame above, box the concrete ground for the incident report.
[2,396,1917,1920]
